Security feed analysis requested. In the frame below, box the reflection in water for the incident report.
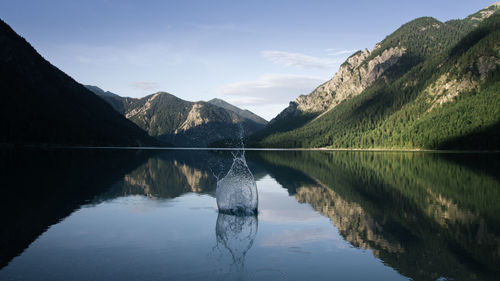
[214,213,258,277]
[96,150,265,202]
[253,151,500,281]
[94,151,224,201]
[113,157,216,198]
[1,149,499,281]
[216,152,258,215]
[295,185,404,255]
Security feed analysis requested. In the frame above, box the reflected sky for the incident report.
[0,184,406,281]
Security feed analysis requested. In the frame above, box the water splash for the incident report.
[216,151,258,215]
[215,125,258,215]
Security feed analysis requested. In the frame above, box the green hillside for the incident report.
[256,10,500,150]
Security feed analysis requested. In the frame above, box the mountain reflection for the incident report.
[251,151,500,281]
[96,150,265,201]
[295,185,404,254]
[106,156,217,199]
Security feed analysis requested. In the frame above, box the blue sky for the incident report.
[0,0,494,120]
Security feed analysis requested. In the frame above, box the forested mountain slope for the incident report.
[253,3,500,150]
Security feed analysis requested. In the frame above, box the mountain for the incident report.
[207,98,268,125]
[84,85,120,98]
[252,3,500,150]
[87,86,268,147]
[0,19,160,147]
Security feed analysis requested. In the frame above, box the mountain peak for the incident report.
[488,1,500,9]
[208,98,225,103]
[466,1,500,22]
[207,98,268,125]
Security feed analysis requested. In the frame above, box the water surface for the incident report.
[0,149,498,281]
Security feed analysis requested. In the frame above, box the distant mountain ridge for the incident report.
[207,98,268,125]
[0,19,160,147]
[84,85,121,98]
[252,2,500,150]
[86,86,268,147]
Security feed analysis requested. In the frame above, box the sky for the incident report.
[0,0,495,120]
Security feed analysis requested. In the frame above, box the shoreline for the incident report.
[1,144,498,154]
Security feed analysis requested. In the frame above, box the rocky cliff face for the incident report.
[175,103,210,133]
[425,42,500,111]
[269,45,406,125]
[296,46,406,114]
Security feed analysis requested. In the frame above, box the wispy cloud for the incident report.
[216,74,327,120]
[261,50,341,69]
[131,81,159,91]
[216,74,326,102]
[327,49,357,56]
[60,42,177,68]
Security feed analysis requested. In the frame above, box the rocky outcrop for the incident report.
[426,45,499,111]
[425,73,478,111]
[269,45,406,125]
[176,103,210,133]
[125,93,160,119]
[477,55,500,81]
[469,2,500,22]
[296,46,406,114]
[294,49,370,113]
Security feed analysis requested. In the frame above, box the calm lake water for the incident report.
[1,149,499,281]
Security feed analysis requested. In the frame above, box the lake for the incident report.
[0,148,499,281]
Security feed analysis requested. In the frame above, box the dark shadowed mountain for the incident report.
[0,19,160,147]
